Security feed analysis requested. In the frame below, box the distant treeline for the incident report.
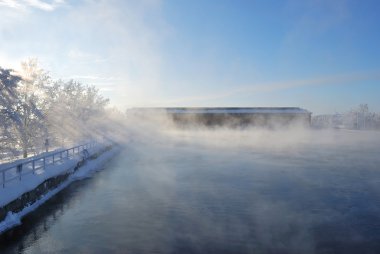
[312,104,380,130]
[0,59,121,161]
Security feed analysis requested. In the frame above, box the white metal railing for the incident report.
[0,142,97,188]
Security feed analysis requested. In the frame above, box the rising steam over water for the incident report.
[2,117,380,253]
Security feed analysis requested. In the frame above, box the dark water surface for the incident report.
[1,130,380,253]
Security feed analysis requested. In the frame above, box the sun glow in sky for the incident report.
[1,0,380,114]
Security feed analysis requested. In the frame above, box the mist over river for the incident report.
[1,128,380,254]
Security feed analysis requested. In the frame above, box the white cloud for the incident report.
[0,0,24,9]
[0,0,65,11]
[68,75,120,82]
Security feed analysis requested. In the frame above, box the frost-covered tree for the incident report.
[45,79,109,145]
[1,59,113,160]
[15,59,50,158]
[0,67,22,158]
[312,104,380,130]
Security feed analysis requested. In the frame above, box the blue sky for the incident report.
[0,0,379,114]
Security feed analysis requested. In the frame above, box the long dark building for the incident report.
[128,107,312,128]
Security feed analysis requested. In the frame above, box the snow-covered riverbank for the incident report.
[0,144,119,234]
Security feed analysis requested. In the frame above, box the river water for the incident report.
[1,129,380,253]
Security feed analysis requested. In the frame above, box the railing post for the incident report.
[60,151,63,161]
[32,160,35,174]
[43,157,46,170]
[52,154,55,164]
[17,164,22,181]
[2,171,5,188]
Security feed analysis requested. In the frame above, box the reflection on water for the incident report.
[1,130,380,254]
[0,180,94,253]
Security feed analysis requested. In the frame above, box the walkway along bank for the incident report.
[0,142,119,234]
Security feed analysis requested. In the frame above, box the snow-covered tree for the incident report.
[45,79,109,145]
[14,59,50,158]
[312,104,380,130]
[0,67,22,159]
[1,59,113,160]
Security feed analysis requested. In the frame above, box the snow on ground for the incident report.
[0,145,119,233]
[0,145,100,207]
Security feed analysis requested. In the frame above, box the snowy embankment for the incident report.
[0,144,120,234]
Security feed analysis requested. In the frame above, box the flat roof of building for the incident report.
[129,107,311,114]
